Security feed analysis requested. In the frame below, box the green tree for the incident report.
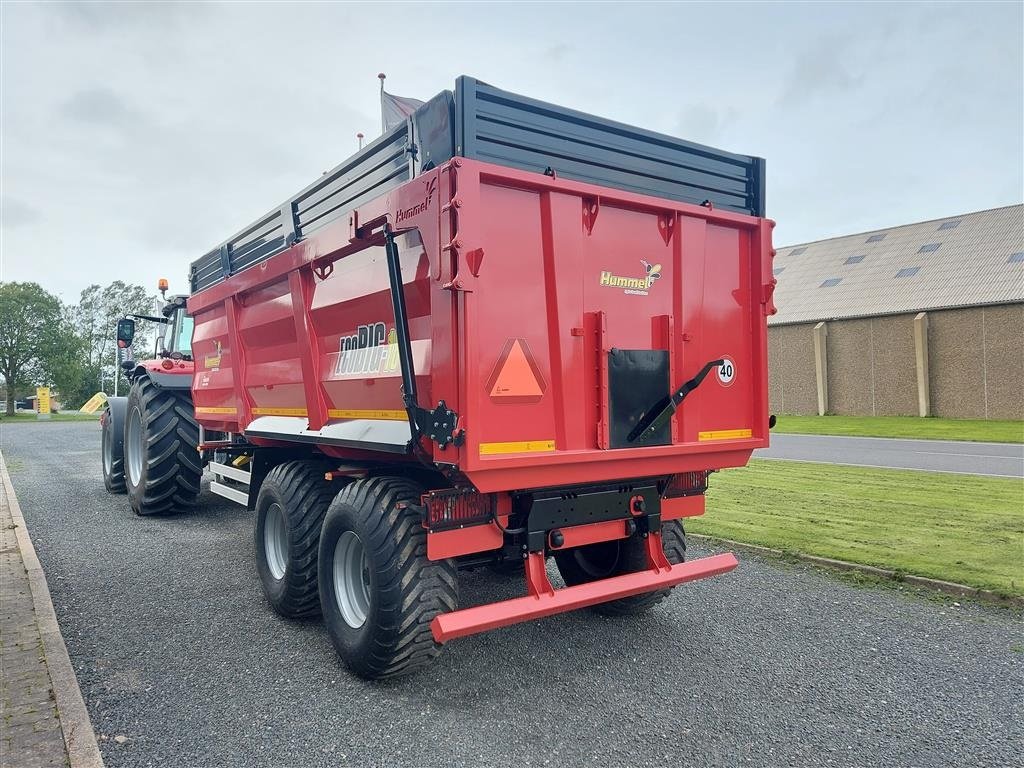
[47,306,95,409]
[74,281,155,392]
[0,282,77,415]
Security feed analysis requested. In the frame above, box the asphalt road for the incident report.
[3,421,1022,768]
[758,433,1024,478]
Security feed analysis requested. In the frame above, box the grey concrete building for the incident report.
[769,204,1024,420]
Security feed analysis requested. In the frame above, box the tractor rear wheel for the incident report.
[254,460,337,619]
[553,520,687,616]
[101,398,126,494]
[317,477,458,680]
[124,377,202,516]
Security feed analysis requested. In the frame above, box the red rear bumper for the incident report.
[431,551,738,643]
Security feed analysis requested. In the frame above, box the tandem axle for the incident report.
[201,439,732,647]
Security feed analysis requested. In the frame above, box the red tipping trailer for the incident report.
[182,77,775,679]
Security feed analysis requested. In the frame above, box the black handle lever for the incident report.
[627,359,724,444]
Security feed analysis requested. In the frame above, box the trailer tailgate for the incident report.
[453,160,773,491]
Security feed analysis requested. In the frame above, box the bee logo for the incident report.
[641,260,662,287]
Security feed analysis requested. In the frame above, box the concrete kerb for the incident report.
[1,450,106,768]
[690,533,1024,609]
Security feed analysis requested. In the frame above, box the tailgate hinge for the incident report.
[409,400,464,450]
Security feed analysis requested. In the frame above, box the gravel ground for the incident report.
[2,421,1022,768]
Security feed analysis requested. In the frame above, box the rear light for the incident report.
[422,489,494,531]
[662,470,711,498]
[161,359,175,370]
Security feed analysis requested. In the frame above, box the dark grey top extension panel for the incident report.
[455,77,764,219]
[190,77,764,294]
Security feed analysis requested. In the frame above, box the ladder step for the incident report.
[210,481,248,506]
[209,461,251,484]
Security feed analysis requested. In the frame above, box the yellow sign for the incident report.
[479,439,556,455]
[328,408,408,421]
[698,428,753,441]
[36,387,52,415]
[203,339,223,369]
[80,391,109,414]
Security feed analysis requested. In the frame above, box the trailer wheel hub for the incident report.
[263,503,289,580]
[333,531,370,629]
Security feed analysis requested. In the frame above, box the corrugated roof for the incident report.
[769,204,1024,325]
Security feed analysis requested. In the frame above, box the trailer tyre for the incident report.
[318,477,458,680]
[554,520,687,616]
[124,377,202,516]
[254,461,337,619]
[101,398,127,493]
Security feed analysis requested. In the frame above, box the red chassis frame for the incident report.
[433,539,739,643]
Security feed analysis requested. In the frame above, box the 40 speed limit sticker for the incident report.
[717,357,736,386]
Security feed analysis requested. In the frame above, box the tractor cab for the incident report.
[114,279,194,363]
[156,294,193,361]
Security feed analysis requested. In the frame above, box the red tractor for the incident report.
[100,284,203,516]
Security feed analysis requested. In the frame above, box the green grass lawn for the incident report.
[691,460,1024,597]
[0,412,101,423]
[773,415,1023,443]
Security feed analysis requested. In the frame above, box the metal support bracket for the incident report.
[525,552,555,598]
[518,481,661,553]
[409,400,465,449]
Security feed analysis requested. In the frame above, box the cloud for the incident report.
[45,1,202,31]
[675,104,738,145]
[544,44,571,62]
[59,87,143,126]
[777,36,864,108]
[1,198,41,230]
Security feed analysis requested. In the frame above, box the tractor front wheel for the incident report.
[124,377,201,516]
[317,477,458,680]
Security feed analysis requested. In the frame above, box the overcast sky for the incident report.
[2,1,1022,303]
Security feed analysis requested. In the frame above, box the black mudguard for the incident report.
[103,396,128,452]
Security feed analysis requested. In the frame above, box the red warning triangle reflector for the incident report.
[486,338,546,404]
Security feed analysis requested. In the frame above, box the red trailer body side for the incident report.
[189,157,775,488]
[187,157,776,643]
